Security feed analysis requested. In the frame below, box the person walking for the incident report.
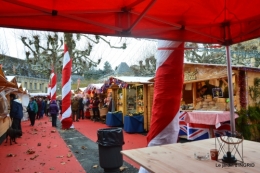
[71,97,79,122]
[9,94,23,136]
[27,97,38,126]
[49,100,59,127]
[41,98,46,118]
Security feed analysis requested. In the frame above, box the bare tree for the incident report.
[130,55,156,76]
[21,32,127,77]
[185,39,260,67]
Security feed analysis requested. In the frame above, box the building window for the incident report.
[34,83,37,90]
[30,83,32,89]
[40,84,42,90]
[45,87,47,93]
[24,82,28,88]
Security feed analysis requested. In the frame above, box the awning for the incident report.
[1,1,260,45]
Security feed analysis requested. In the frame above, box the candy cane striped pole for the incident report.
[47,82,51,99]
[50,69,57,101]
[61,43,73,129]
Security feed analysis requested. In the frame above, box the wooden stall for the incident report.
[147,63,260,138]
[181,63,260,111]
[84,83,108,121]
[0,70,19,144]
[104,76,153,131]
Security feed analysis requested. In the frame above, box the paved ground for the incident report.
[0,116,144,173]
[57,120,139,173]
[0,115,188,173]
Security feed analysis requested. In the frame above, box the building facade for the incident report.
[0,54,49,93]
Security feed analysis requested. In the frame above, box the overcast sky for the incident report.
[0,27,157,69]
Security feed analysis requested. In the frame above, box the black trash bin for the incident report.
[97,127,124,173]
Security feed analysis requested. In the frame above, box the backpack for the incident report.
[27,102,34,112]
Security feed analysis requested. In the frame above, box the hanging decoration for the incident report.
[100,77,130,93]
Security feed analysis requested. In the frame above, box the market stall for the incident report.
[84,83,108,120]
[0,71,18,144]
[149,63,260,140]
[102,76,153,132]
[178,63,260,140]
[181,63,260,111]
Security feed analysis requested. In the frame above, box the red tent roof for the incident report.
[1,0,260,45]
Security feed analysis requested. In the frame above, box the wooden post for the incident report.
[192,82,197,108]
[110,84,119,111]
[143,84,148,131]
[122,88,127,116]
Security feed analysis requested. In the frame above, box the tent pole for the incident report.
[225,46,236,135]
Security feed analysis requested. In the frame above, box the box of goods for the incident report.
[207,95,212,99]
[202,102,208,106]
[202,105,208,108]
[208,101,215,105]
[215,102,226,111]
[195,102,202,110]
[216,98,226,103]
[205,98,212,102]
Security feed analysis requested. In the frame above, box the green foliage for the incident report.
[236,106,260,141]
[103,61,113,74]
[84,69,106,80]
[249,77,260,107]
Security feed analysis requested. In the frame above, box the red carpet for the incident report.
[0,116,147,172]
[0,116,85,173]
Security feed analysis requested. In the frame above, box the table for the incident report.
[106,112,123,127]
[124,115,144,133]
[179,111,239,140]
[121,138,259,173]
[184,111,239,127]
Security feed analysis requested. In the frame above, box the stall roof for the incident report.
[113,76,154,84]
[85,83,104,91]
[29,93,49,97]
[79,87,87,92]
[185,62,260,72]
[0,70,17,91]
[150,63,260,83]
[6,75,18,88]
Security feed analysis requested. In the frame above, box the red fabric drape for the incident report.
[147,42,184,143]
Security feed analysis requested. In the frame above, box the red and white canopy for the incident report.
[1,0,260,45]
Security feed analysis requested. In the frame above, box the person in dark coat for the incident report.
[41,99,46,118]
[36,98,43,119]
[49,100,59,127]
[78,97,84,119]
[92,96,100,121]
[10,94,23,136]
[27,97,38,126]
[71,97,79,122]
[44,97,48,116]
